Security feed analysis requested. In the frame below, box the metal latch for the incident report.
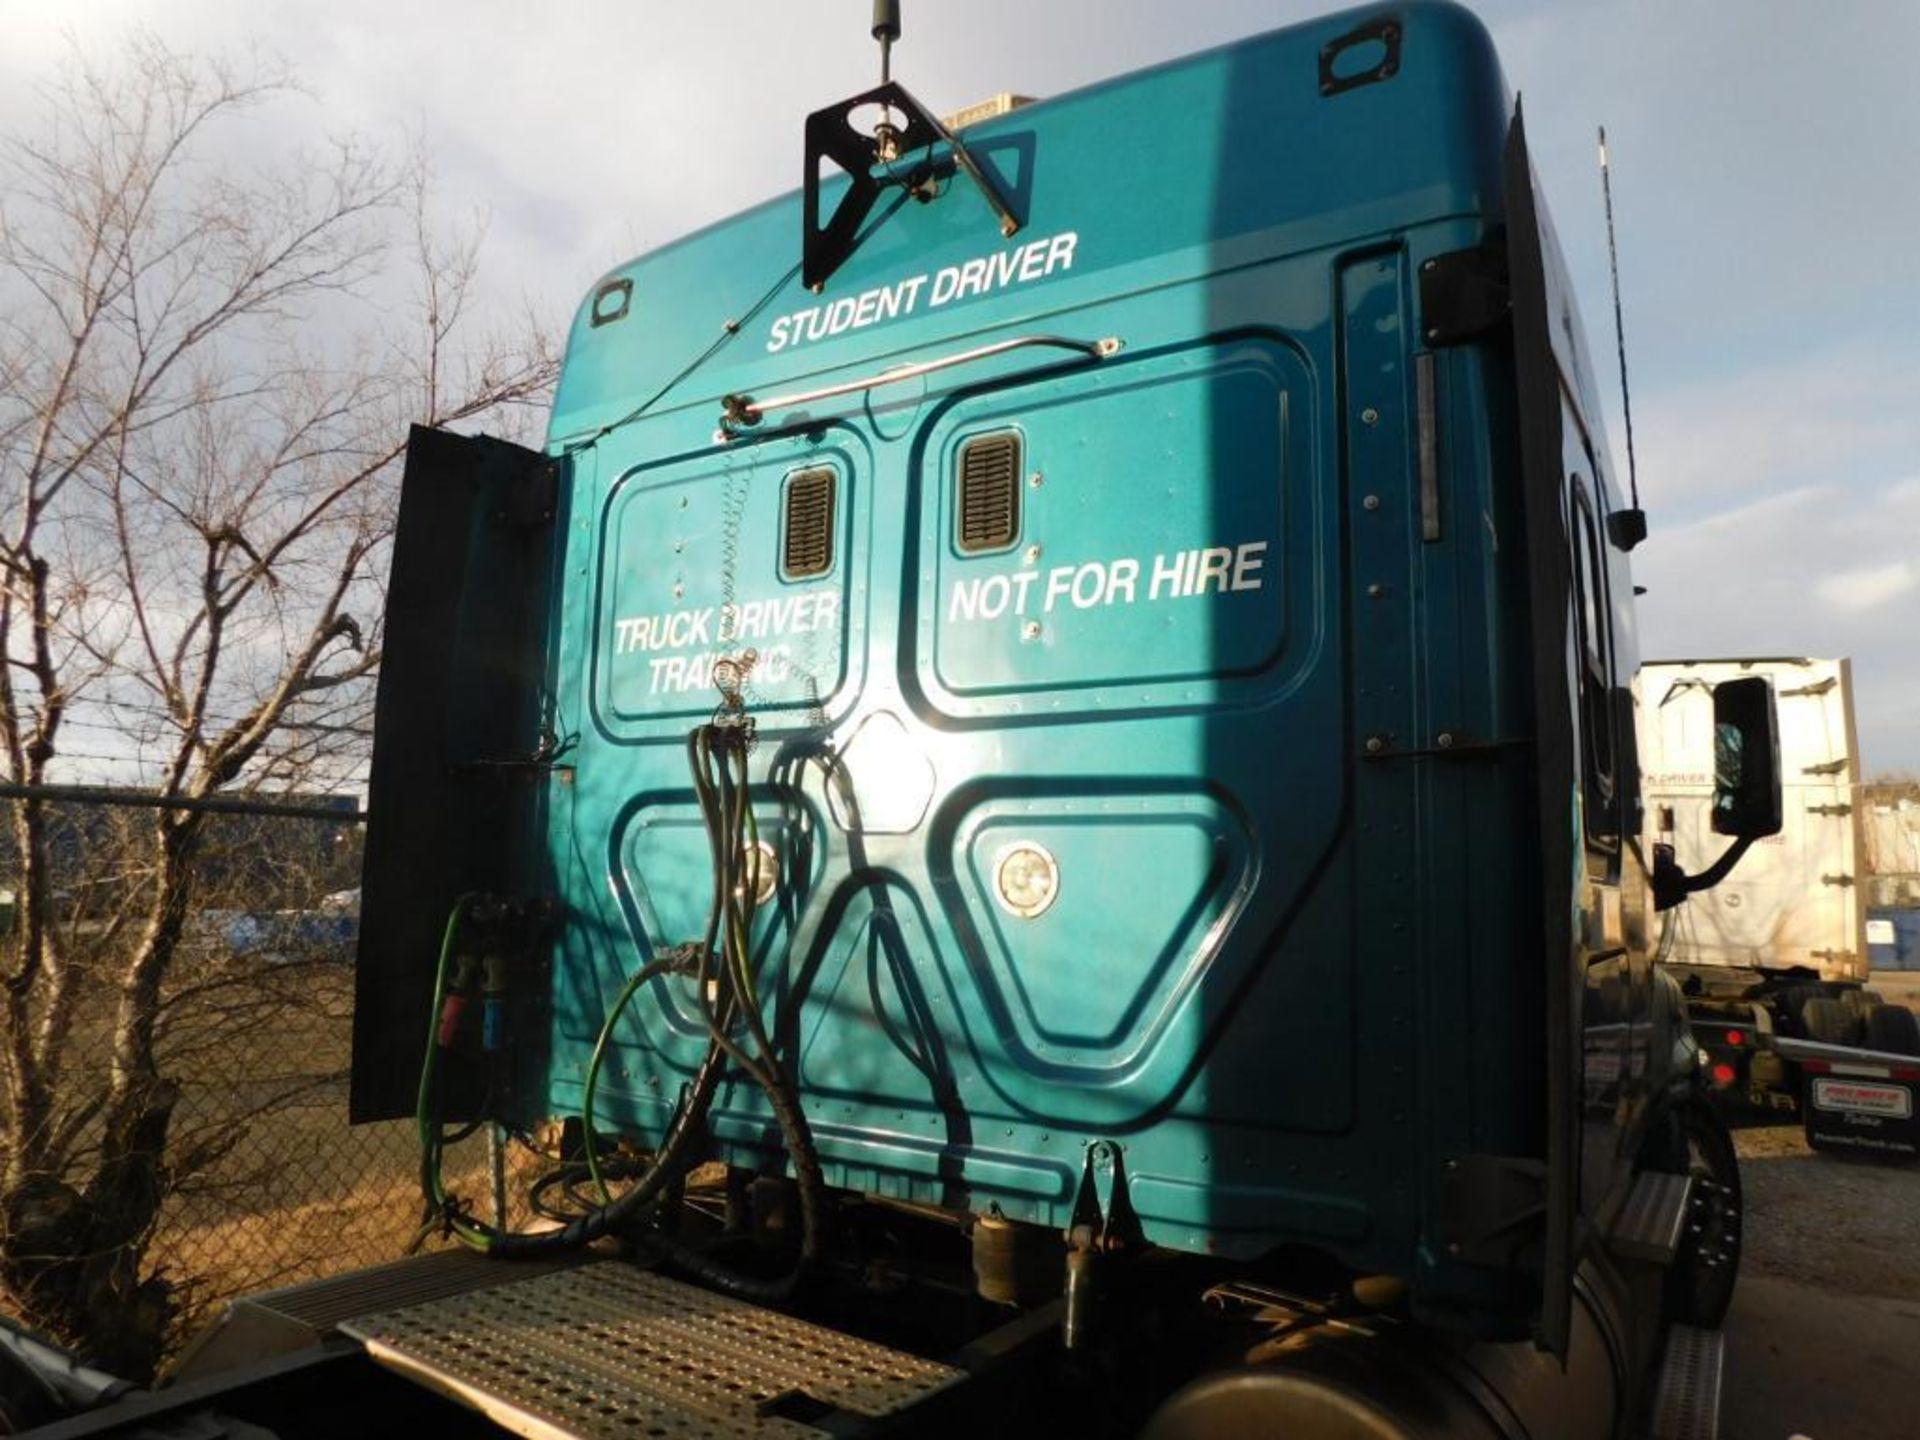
[1419,241,1510,346]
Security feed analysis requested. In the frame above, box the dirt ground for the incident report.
[1721,1123,1920,1440]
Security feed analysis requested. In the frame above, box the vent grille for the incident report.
[782,467,835,579]
[957,431,1021,553]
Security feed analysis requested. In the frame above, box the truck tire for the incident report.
[1840,987,1884,1015]
[1863,1003,1920,1057]
[1775,985,1825,1030]
[1667,1104,1741,1328]
[1800,996,1860,1047]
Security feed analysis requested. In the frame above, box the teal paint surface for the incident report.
[529,2,1562,1322]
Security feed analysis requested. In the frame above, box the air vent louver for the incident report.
[957,432,1021,553]
[782,467,836,579]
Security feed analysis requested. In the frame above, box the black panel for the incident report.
[1503,102,1579,1360]
[957,431,1021,553]
[350,426,556,1123]
[781,467,836,579]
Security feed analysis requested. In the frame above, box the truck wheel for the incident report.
[1800,996,1860,1046]
[1863,1003,1920,1057]
[1775,985,1825,1029]
[1668,1104,1741,1328]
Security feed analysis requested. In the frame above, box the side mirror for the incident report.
[1710,676,1782,839]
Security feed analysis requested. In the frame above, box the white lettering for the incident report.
[1010,571,1039,615]
[977,574,1012,619]
[1195,547,1233,595]
[1150,551,1184,601]
[768,234,1080,351]
[1230,541,1267,592]
[1069,562,1105,609]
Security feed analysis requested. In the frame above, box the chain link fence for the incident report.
[146,923,559,1353]
[0,796,549,1364]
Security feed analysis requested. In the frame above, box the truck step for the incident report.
[1646,1323,1724,1440]
[340,1260,965,1439]
[1609,1169,1694,1265]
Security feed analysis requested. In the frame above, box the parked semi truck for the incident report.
[18,5,1788,1437]
[1641,656,1920,1158]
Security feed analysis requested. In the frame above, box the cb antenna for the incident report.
[1598,125,1647,549]
[873,0,900,85]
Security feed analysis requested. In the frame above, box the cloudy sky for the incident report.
[5,0,1917,770]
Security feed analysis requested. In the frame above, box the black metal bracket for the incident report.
[1067,1140,1144,1252]
[1419,241,1511,346]
[1439,1153,1547,1269]
[803,80,1019,291]
[589,277,632,328]
[1361,730,1530,762]
[1604,508,1648,552]
[503,459,560,530]
[1651,835,1757,911]
[1318,15,1403,97]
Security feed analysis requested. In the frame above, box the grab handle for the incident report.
[719,333,1123,434]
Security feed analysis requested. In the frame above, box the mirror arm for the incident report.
[1650,835,1756,912]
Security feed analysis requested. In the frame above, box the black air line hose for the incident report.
[415,721,826,1302]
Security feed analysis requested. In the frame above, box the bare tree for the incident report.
[0,36,555,1377]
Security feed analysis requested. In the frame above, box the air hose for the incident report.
[414,720,826,1301]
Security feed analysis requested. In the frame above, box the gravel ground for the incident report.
[1721,1121,1920,1440]
[1734,1125,1920,1299]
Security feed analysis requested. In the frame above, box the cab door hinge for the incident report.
[502,458,560,529]
[1439,1153,1547,1268]
[1419,241,1511,346]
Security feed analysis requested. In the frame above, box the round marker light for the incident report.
[1725,1029,1745,1047]
[993,842,1059,919]
[1710,1062,1737,1089]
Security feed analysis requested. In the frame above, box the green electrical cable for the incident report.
[581,956,678,1203]
[415,892,494,1253]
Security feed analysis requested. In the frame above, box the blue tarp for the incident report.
[1868,907,1920,971]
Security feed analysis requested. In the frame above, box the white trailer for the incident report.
[1639,657,1920,1157]
[1638,657,1866,984]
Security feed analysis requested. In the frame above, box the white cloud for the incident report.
[1626,345,1920,516]
[1817,562,1917,615]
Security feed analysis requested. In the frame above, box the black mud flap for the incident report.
[350,426,557,1123]
[1802,1065,1920,1160]
[1502,101,1581,1359]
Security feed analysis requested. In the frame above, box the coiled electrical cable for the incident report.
[415,720,825,1301]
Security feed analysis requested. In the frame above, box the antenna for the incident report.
[873,0,901,85]
[1598,126,1647,550]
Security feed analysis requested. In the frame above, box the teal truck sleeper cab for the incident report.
[323,5,1776,1438]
